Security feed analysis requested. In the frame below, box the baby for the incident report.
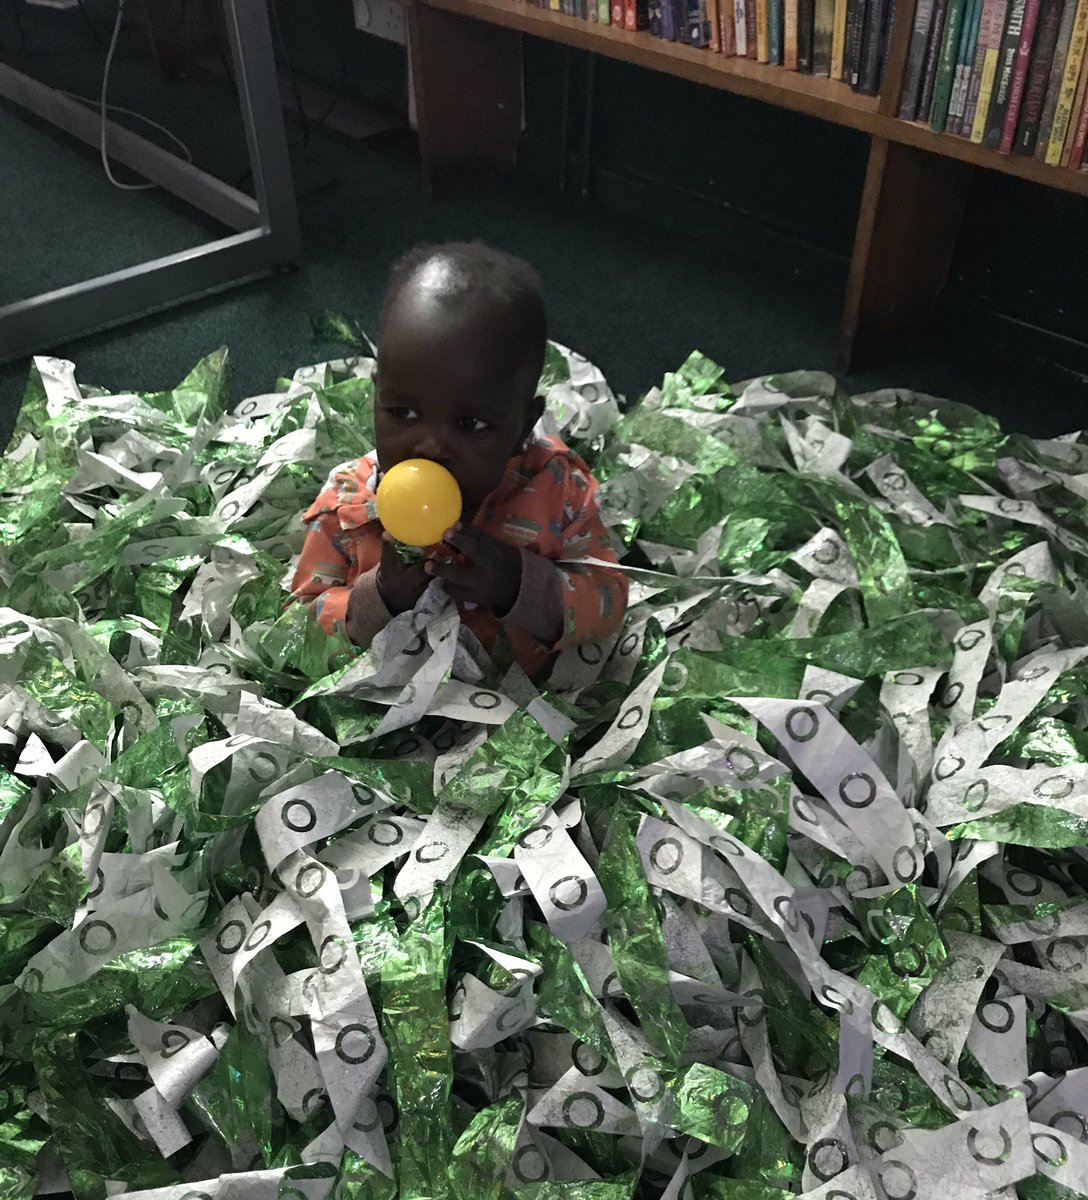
[290,242,628,678]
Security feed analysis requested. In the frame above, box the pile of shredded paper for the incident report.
[4,326,1088,1200]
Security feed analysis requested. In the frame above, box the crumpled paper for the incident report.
[3,331,1088,1200]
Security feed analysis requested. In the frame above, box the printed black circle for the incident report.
[88,868,105,900]
[495,1005,525,1033]
[216,920,246,955]
[295,862,326,898]
[958,628,985,651]
[160,1030,191,1058]
[943,1075,973,1110]
[650,838,684,875]
[470,691,501,710]
[1050,1111,1088,1142]
[934,755,965,780]
[868,1120,900,1153]
[839,773,877,808]
[1017,663,1049,680]
[402,634,426,657]
[712,835,744,857]
[578,642,603,665]
[414,842,449,864]
[627,1066,665,1103]
[963,780,989,812]
[976,998,1015,1038]
[319,935,348,974]
[247,752,280,783]
[1034,774,1075,800]
[367,820,404,847]
[1032,1132,1068,1168]
[512,1145,549,1184]
[774,895,800,932]
[78,920,117,956]
[939,682,964,710]
[219,500,241,521]
[820,984,854,1015]
[281,799,317,833]
[792,795,819,824]
[710,1086,749,1129]
[335,1023,376,1064]
[300,1089,325,1117]
[549,876,589,911]
[890,946,926,977]
[738,988,766,1026]
[617,706,643,731]
[214,467,237,486]
[997,498,1024,515]
[882,470,908,493]
[723,888,753,918]
[561,1092,605,1129]
[1046,937,1086,973]
[618,633,639,657]
[518,824,554,851]
[352,1096,381,1132]
[808,1138,849,1182]
[83,803,106,836]
[245,920,272,951]
[572,1040,607,1076]
[893,671,924,686]
[1007,869,1043,897]
[893,845,919,882]
[813,538,841,565]
[879,1161,918,1200]
[785,706,819,742]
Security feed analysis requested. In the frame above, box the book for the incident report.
[1067,53,1088,160]
[757,0,771,57]
[722,0,738,47]
[710,0,723,45]
[919,0,950,114]
[746,0,759,51]
[844,0,869,82]
[735,0,749,49]
[598,0,612,18]
[1062,30,1088,157]
[832,0,851,75]
[1013,0,1062,152]
[1046,0,1088,161]
[984,0,1028,143]
[786,0,801,65]
[814,0,837,71]
[688,0,712,39]
[611,0,625,21]
[799,0,816,65]
[901,0,941,116]
[649,0,664,30]
[770,0,785,59]
[948,0,984,131]
[999,0,1042,148]
[859,0,890,89]
[1036,0,1077,150]
[968,0,1012,136]
[662,0,680,35]
[931,0,970,126]
[881,0,900,74]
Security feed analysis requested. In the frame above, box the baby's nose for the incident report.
[414,431,452,466]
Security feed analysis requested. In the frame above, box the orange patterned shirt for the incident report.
[290,435,627,676]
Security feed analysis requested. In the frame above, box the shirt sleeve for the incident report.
[289,510,354,639]
[550,462,629,650]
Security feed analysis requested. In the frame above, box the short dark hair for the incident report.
[380,241,547,387]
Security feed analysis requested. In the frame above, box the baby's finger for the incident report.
[425,558,477,590]
[442,524,495,562]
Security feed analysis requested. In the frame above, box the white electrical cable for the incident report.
[93,0,194,191]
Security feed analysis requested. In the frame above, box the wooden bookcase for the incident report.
[405,0,1088,370]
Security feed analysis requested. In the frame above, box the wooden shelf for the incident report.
[406,0,1087,370]
[421,0,1088,197]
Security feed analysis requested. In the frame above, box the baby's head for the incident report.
[375,241,547,511]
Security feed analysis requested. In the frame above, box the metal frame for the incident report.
[0,0,303,362]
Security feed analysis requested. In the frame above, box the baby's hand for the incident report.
[374,534,430,614]
[425,524,522,615]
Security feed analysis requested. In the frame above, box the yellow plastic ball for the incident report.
[375,458,463,547]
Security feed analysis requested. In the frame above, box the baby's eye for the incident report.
[386,406,418,421]
[458,416,492,434]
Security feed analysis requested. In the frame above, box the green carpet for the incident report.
[0,5,1083,447]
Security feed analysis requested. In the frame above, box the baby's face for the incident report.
[375,291,540,511]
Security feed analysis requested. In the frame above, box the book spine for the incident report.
[735,0,749,48]
[1012,0,1061,148]
[919,0,951,113]
[710,0,723,45]
[832,0,851,74]
[649,0,663,30]
[661,0,677,34]
[598,0,612,18]
[1068,55,1088,160]
[900,0,939,115]
[746,0,759,50]
[859,0,890,88]
[845,0,868,81]
[949,0,983,130]
[1037,0,1076,151]
[770,0,784,58]
[757,0,771,56]
[722,0,738,46]
[984,0,1028,143]
[1046,0,1088,160]
[970,0,1012,134]
[999,0,1042,146]
[1062,28,1088,157]
[930,0,969,125]
[814,0,837,70]
[611,0,625,21]
[799,0,816,64]
[688,0,711,40]
[786,0,801,64]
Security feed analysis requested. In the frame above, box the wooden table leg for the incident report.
[407,2,524,193]
[837,137,974,372]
